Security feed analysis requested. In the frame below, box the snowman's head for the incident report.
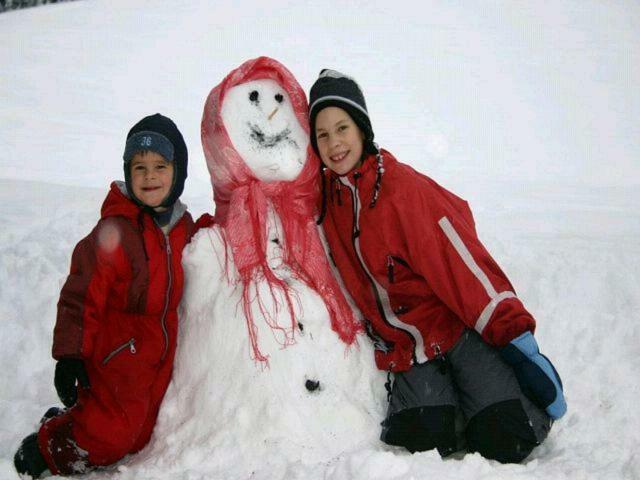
[221,79,308,182]
[202,56,320,214]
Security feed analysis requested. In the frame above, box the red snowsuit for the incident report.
[321,150,535,372]
[37,182,194,475]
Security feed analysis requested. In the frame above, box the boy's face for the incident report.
[130,151,174,210]
[314,106,365,176]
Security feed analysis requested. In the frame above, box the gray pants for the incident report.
[381,330,551,463]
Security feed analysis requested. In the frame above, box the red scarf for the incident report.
[201,56,362,364]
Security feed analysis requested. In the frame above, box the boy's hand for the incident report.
[500,331,567,419]
[54,358,90,408]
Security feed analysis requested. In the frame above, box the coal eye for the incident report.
[274,93,284,103]
[249,90,259,103]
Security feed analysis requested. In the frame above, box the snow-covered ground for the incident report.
[1,1,639,479]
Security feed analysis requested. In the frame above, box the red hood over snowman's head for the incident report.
[200,57,361,364]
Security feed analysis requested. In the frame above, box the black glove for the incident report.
[54,358,90,408]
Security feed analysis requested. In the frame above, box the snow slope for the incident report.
[1,1,639,479]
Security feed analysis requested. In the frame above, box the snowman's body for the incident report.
[145,74,386,477]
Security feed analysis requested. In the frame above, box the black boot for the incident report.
[14,432,48,479]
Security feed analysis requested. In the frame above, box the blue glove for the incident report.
[500,331,567,419]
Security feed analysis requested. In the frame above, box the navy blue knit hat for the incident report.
[123,113,188,208]
[309,69,377,155]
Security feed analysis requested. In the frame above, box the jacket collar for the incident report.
[335,153,377,184]
[328,148,394,187]
[101,181,187,231]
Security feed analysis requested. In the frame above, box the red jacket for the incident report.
[53,181,194,363]
[321,150,535,372]
[39,181,195,474]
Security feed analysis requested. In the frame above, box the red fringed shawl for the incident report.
[201,56,362,364]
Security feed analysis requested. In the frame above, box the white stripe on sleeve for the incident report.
[438,216,517,334]
[475,291,517,333]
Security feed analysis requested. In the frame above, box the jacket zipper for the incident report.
[341,176,427,364]
[102,338,136,365]
[159,233,172,362]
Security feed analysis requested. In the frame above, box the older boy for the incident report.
[310,70,566,463]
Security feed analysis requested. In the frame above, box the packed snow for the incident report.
[1,1,639,479]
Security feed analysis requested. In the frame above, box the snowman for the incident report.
[143,58,387,478]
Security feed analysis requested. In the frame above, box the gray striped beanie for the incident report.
[309,69,376,155]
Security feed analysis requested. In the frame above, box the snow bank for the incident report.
[1,0,639,478]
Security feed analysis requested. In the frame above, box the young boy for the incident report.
[14,113,195,478]
[309,70,566,463]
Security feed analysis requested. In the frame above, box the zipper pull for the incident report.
[433,344,447,375]
[129,339,137,354]
[387,255,395,283]
[165,235,172,255]
[384,369,393,403]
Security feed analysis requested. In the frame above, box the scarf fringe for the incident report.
[239,262,300,365]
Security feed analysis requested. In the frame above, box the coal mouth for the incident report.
[248,123,297,149]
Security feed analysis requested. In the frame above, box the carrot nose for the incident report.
[268,108,278,121]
